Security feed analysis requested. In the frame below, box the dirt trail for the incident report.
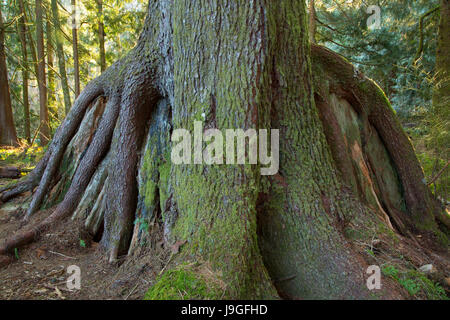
[0,179,167,300]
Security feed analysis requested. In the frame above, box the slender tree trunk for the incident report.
[51,0,72,115]
[0,8,19,146]
[309,0,317,43]
[46,10,57,120]
[71,0,80,98]
[97,0,106,73]
[19,0,39,83]
[433,0,449,127]
[431,0,450,217]
[18,2,31,143]
[36,0,49,145]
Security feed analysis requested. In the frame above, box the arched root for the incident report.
[311,44,441,233]
[102,69,161,262]
[0,86,118,255]
[25,79,104,219]
[1,56,162,263]
[43,97,107,208]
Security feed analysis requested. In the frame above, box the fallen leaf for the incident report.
[36,247,48,259]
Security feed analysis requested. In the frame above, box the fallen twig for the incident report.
[427,160,450,186]
[48,250,76,260]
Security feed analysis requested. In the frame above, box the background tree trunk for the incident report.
[0,8,19,147]
[97,0,106,73]
[72,0,80,98]
[51,0,72,115]
[36,0,49,145]
[46,9,57,121]
[434,0,449,107]
[432,0,449,161]
[309,0,317,43]
[19,0,39,86]
[18,2,31,142]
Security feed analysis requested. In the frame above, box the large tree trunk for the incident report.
[0,0,447,299]
[0,8,19,147]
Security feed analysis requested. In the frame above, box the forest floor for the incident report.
[1,174,449,300]
[0,177,169,300]
[0,146,449,300]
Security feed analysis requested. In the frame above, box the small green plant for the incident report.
[381,264,399,278]
[79,239,86,248]
[398,278,421,296]
[366,249,376,257]
[382,264,448,300]
[14,248,19,260]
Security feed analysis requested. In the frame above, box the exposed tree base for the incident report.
[0,3,447,298]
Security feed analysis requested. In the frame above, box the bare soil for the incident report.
[0,178,169,300]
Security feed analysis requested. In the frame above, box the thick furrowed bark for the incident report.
[251,2,375,299]
[102,67,160,262]
[25,79,104,218]
[153,0,279,299]
[128,99,172,255]
[2,0,440,300]
[311,44,443,233]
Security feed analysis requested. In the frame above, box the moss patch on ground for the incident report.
[144,263,226,300]
[382,264,448,300]
[0,145,45,170]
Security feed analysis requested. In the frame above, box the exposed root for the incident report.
[0,80,113,255]
[102,66,160,262]
[1,53,161,262]
[25,79,104,219]
[84,180,107,236]
[72,153,109,223]
[311,44,441,233]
